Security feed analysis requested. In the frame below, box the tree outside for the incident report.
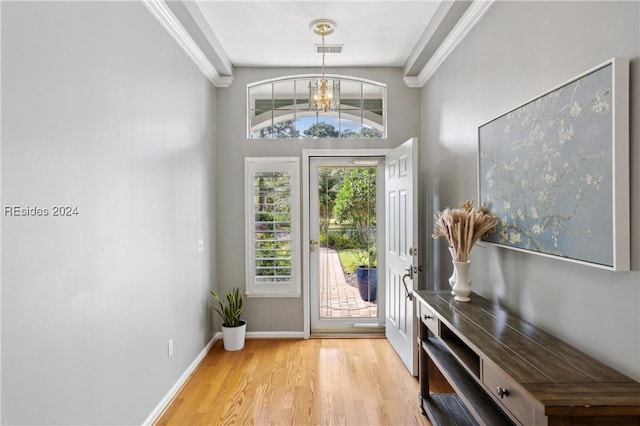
[304,122,383,139]
[253,119,382,139]
[318,167,348,234]
[253,119,300,138]
[333,167,377,248]
[304,122,340,138]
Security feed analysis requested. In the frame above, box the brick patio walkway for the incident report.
[318,247,377,318]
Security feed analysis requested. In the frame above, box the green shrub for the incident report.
[331,233,359,250]
[338,249,360,273]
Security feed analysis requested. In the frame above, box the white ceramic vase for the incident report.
[452,260,472,302]
[221,320,247,351]
[447,247,456,295]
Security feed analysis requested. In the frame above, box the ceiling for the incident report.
[193,1,443,68]
[156,0,476,86]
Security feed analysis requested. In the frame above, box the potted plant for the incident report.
[210,287,246,351]
[354,246,377,302]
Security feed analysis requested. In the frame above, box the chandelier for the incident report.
[309,19,340,112]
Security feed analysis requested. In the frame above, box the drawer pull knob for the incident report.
[496,387,509,399]
[423,314,433,320]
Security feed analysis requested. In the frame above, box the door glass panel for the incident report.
[317,166,378,319]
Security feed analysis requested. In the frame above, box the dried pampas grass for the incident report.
[432,200,496,262]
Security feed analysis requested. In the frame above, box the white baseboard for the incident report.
[210,331,304,342]
[141,335,218,426]
[214,331,306,340]
[141,331,304,425]
[246,331,305,339]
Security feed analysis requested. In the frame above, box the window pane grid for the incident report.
[248,77,385,139]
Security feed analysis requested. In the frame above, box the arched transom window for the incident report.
[248,76,386,139]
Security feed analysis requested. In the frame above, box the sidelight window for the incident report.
[245,157,300,296]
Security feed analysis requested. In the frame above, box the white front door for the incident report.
[385,138,419,374]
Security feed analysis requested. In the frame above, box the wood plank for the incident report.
[454,298,596,383]
[524,383,640,413]
[423,338,514,425]
[455,294,632,383]
[417,291,631,384]
[549,416,640,425]
[475,302,630,383]
[428,356,455,394]
[425,294,552,383]
[422,394,479,426]
[156,338,431,426]
[439,323,481,378]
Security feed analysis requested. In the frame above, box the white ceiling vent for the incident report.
[315,44,343,54]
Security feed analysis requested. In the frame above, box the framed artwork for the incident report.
[478,58,629,271]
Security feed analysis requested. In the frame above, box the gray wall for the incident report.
[420,1,640,379]
[215,67,421,332]
[1,2,217,424]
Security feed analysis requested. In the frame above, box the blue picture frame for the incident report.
[478,58,629,271]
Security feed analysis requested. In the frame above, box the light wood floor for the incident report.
[156,338,432,426]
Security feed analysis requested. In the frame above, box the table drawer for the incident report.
[482,361,544,425]
[419,303,439,336]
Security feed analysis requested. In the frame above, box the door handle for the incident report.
[401,266,414,301]
[310,239,319,252]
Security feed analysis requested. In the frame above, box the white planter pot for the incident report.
[221,320,246,351]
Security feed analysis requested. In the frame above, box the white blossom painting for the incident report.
[478,59,629,270]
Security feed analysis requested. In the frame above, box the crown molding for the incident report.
[406,0,495,88]
[215,76,234,88]
[179,0,233,76]
[141,0,233,87]
[403,76,423,88]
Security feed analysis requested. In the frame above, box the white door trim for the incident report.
[302,149,390,338]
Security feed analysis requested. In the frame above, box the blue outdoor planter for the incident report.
[356,266,377,302]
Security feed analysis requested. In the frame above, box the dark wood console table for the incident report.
[414,290,640,425]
